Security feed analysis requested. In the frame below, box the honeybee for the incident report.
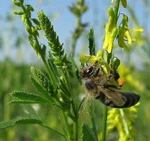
[80,61,140,108]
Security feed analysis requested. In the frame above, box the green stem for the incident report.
[72,101,78,141]
[71,0,85,57]
[42,56,57,86]
[4,94,10,121]
[119,109,130,136]
[101,106,108,141]
[74,118,78,141]
[107,52,113,64]
[63,71,71,94]
[63,111,72,141]
[114,0,121,22]
[101,2,121,140]
[42,123,66,139]
[71,37,77,58]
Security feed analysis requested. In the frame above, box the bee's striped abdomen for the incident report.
[120,92,140,108]
[96,92,140,108]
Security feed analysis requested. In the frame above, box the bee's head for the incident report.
[80,62,100,79]
[80,66,95,78]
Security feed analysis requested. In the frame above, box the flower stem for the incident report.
[119,109,130,136]
[101,106,108,141]
[63,111,72,141]
[74,118,78,141]
[114,0,121,22]
[42,123,66,139]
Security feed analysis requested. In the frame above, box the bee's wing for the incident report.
[78,96,93,122]
[97,86,126,107]
[97,86,140,108]
[119,92,140,107]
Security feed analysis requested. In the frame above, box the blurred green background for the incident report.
[0,0,150,141]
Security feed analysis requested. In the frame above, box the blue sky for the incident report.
[0,0,111,41]
[1,0,149,42]
[0,0,150,64]
[0,0,109,63]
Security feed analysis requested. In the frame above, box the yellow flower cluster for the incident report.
[103,6,143,53]
[107,107,138,141]
[112,0,127,8]
[103,7,117,53]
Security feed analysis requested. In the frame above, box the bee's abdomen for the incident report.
[96,93,117,107]
[120,92,140,108]
[95,92,140,108]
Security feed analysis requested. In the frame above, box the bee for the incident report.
[80,62,140,108]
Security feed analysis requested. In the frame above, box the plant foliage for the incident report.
[0,0,144,141]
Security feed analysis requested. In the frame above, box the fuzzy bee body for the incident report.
[80,62,140,108]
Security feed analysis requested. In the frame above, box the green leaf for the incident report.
[10,91,51,104]
[13,0,21,7]
[30,67,55,96]
[9,100,39,104]
[79,54,97,64]
[31,18,40,26]
[38,11,62,62]
[113,57,120,69]
[47,54,59,85]
[14,10,24,15]
[90,113,98,141]
[58,77,71,98]
[89,28,95,55]
[40,44,46,60]
[0,118,66,139]
[29,76,54,102]
[15,118,42,125]
[0,118,42,130]
[0,120,15,129]
[22,104,41,120]
[70,57,82,83]
[82,123,98,141]
[38,11,72,71]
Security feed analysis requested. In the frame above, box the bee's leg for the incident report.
[113,71,120,80]
[104,70,113,87]
[85,79,97,91]
[104,69,121,89]
[95,92,115,107]
[86,56,92,65]
[93,68,100,77]
[107,69,120,81]
[94,92,102,99]
[103,84,118,89]
[107,69,113,80]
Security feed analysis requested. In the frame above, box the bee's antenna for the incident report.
[86,56,92,66]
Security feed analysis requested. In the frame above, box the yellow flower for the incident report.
[111,0,127,8]
[79,50,110,73]
[79,50,104,64]
[117,26,129,49]
[117,15,144,49]
[103,7,118,53]
[121,0,127,8]
[79,54,98,64]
